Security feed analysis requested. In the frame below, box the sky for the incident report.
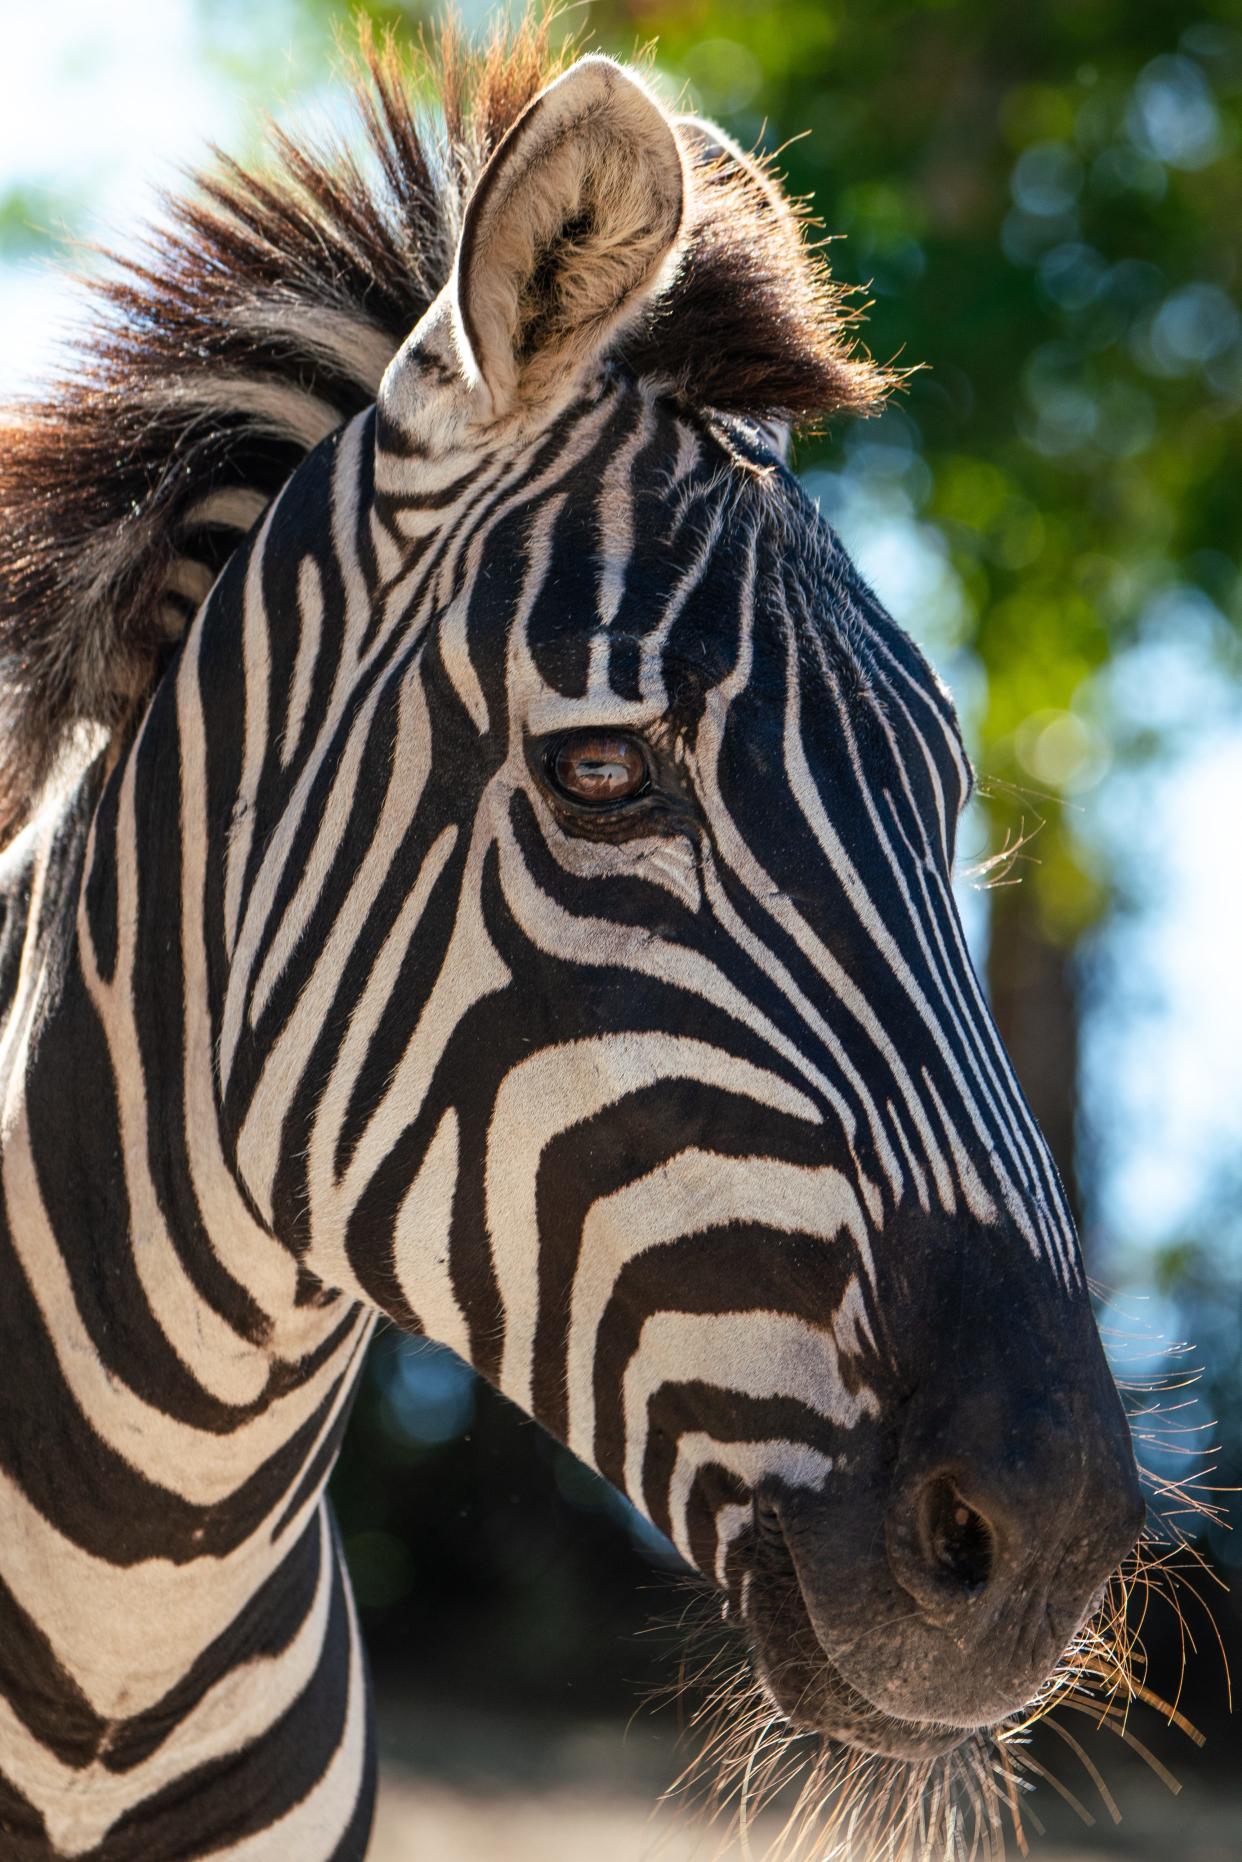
[1,0,1238,1306]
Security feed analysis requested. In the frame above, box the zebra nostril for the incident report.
[921,1477,994,1597]
[887,1471,998,1614]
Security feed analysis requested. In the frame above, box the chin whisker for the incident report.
[645,1491,1216,1862]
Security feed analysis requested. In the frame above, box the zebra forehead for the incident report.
[434,390,965,771]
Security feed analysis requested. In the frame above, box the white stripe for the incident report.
[222,493,280,963]
[281,555,325,769]
[392,1106,471,1358]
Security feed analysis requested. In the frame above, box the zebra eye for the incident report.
[546,731,650,808]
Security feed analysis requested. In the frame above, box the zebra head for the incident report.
[216,58,1142,1765]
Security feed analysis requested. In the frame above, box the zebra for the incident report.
[0,18,1145,1860]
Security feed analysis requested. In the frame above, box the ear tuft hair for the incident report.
[623,114,891,425]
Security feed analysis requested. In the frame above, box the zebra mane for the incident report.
[0,10,889,842]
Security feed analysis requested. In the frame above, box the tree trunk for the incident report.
[986,883,1082,1232]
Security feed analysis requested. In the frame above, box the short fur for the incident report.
[0,10,889,843]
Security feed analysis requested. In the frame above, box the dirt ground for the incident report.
[369,1697,1240,1861]
[369,1776,1110,1860]
[369,1767,1241,1861]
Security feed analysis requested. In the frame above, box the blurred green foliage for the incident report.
[0,184,79,255]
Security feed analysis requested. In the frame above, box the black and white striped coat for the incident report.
[0,45,1141,1861]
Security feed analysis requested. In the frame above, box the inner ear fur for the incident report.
[452,56,685,412]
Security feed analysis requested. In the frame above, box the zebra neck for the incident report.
[0,776,378,1856]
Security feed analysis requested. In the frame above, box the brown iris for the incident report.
[548,731,649,807]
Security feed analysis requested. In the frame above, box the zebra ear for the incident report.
[449,56,685,415]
